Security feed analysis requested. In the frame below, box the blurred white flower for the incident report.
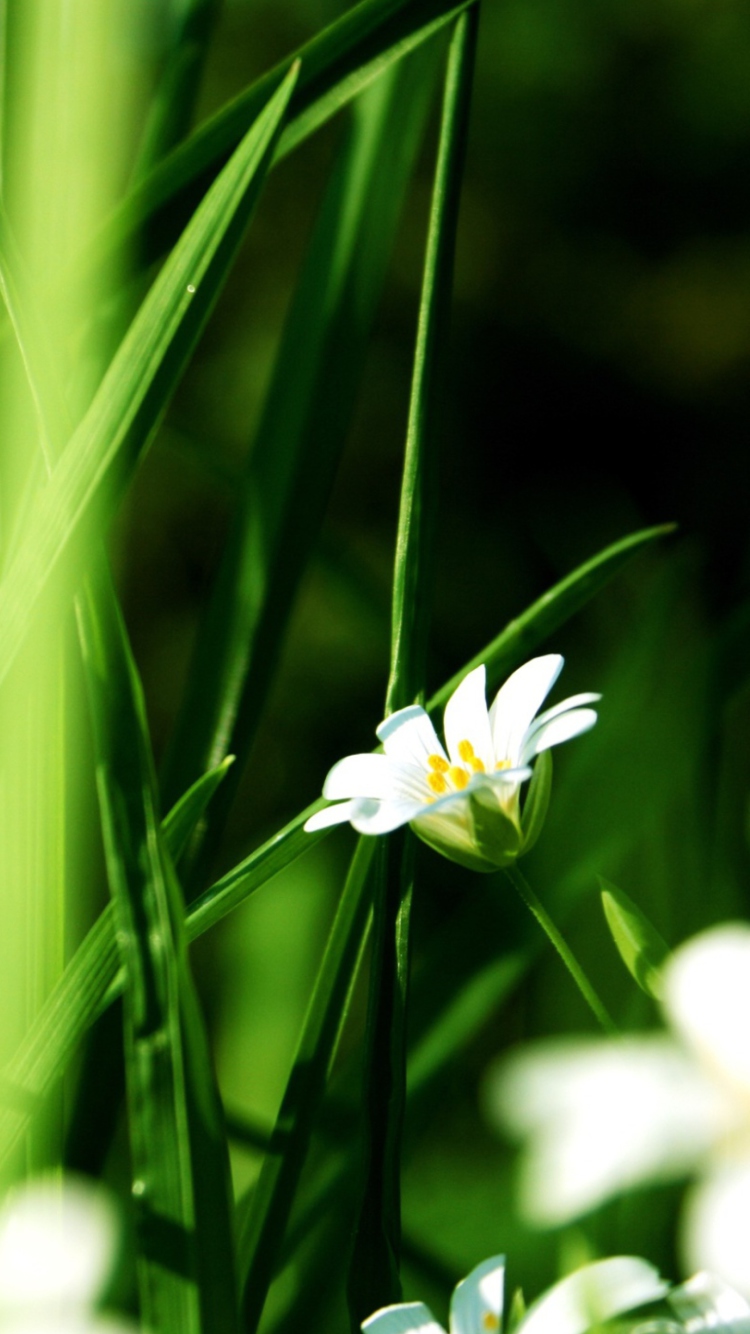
[305,655,599,872]
[0,1176,136,1332]
[486,923,750,1297]
[361,1253,667,1334]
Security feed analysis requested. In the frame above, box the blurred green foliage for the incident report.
[5,0,750,1328]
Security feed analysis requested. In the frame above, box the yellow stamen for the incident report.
[496,758,511,771]
[458,739,475,762]
[449,766,469,790]
[428,753,449,773]
[482,1315,500,1331]
[469,756,485,772]
[428,771,448,795]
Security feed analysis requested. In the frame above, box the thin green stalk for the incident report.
[504,863,618,1035]
[347,8,478,1323]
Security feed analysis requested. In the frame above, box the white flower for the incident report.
[486,923,750,1297]
[361,1253,667,1334]
[0,1176,137,1332]
[305,655,599,872]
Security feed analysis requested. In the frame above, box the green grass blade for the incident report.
[88,0,469,275]
[429,522,676,710]
[348,9,478,1319]
[0,524,671,1151]
[0,753,236,1168]
[77,573,239,1334]
[0,62,298,694]
[130,0,222,181]
[237,837,376,1332]
[160,44,438,877]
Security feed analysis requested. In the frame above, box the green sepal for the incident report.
[411,823,498,874]
[600,876,671,999]
[519,750,552,856]
[469,784,522,869]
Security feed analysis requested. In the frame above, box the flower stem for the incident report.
[504,864,618,1035]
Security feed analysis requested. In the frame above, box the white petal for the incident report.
[0,1177,117,1311]
[663,924,750,1098]
[519,709,598,765]
[304,800,358,832]
[377,706,446,767]
[443,666,494,771]
[489,656,563,766]
[486,1038,733,1225]
[323,754,394,800]
[450,1256,505,1334]
[669,1269,750,1332]
[516,1258,668,1334]
[363,1302,445,1334]
[532,693,601,726]
[350,798,423,835]
[681,1163,750,1301]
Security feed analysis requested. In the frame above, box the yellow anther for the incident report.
[428,771,448,795]
[458,739,475,762]
[482,1315,500,1331]
[469,756,485,772]
[449,766,469,790]
[496,758,511,771]
[428,753,449,773]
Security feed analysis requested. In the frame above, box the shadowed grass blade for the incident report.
[161,44,438,878]
[348,8,478,1319]
[89,0,469,275]
[237,836,376,1332]
[0,62,298,694]
[77,573,239,1334]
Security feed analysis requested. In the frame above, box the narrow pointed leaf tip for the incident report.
[305,655,599,871]
[600,879,671,999]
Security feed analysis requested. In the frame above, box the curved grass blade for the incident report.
[237,836,376,1333]
[430,522,676,711]
[348,9,478,1319]
[89,0,469,276]
[0,522,671,1151]
[160,41,438,879]
[77,573,239,1334]
[0,62,298,695]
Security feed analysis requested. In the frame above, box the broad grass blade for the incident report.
[89,0,469,275]
[0,63,298,694]
[77,574,239,1334]
[161,44,438,875]
[237,837,376,1332]
[348,9,478,1319]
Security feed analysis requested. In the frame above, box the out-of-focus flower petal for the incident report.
[449,1255,505,1334]
[487,1038,734,1224]
[443,666,494,772]
[363,1301,446,1334]
[681,1162,750,1300]
[664,924,750,1098]
[0,1178,117,1314]
[515,1258,668,1334]
[489,656,563,766]
[669,1270,750,1334]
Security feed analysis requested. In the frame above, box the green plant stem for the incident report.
[504,864,618,1035]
